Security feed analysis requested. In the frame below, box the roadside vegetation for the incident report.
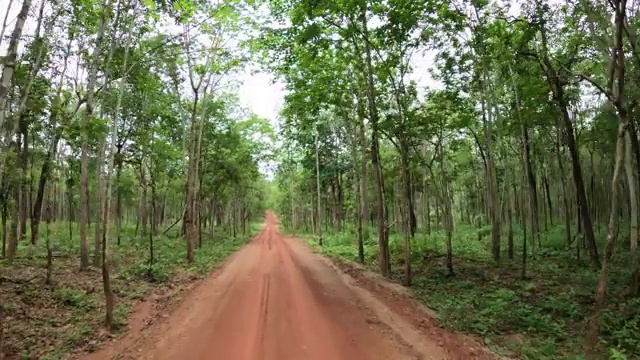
[2,222,260,359]
[299,224,639,359]
[264,0,640,359]
[0,0,273,358]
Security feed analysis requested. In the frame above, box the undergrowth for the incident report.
[0,221,260,359]
[295,222,640,360]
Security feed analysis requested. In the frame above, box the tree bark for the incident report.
[80,0,111,270]
[315,134,323,246]
[586,122,626,358]
[400,138,412,285]
[537,10,600,267]
[360,5,390,276]
[0,0,31,105]
[624,131,639,296]
[523,124,539,252]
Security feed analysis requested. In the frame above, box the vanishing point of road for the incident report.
[84,212,493,360]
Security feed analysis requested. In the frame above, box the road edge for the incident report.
[76,236,256,360]
[298,238,507,360]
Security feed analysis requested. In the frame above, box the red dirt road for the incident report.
[85,212,492,360]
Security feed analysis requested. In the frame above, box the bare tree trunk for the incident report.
[586,1,628,355]
[440,147,454,276]
[508,182,515,260]
[0,0,15,50]
[523,124,539,253]
[624,131,639,296]
[94,141,105,267]
[315,134,323,246]
[400,138,412,285]
[80,0,111,270]
[0,0,31,105]
[100,30,130,330]
[358,106,369,262]
[349,120,364,263]
[586,123,626,358]
[115,146,123,245]
[6,143,21,263]
[537,8,600,267]
[45,185,53,285]
[360,5,389,276]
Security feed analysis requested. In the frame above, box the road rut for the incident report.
[85,212,486,360]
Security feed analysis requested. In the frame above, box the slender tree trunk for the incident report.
[0,0,15,50]
[480,93,501,264]
[539,20,600,266]
[80,0,111,270]
[2,190,7,258]
[115,146,123,245]
[315,134,323,246]
[543,168,553,227]
[100,32,130,330]
[358,109,369,262]
[508,182,515,260]
[586,123,626,358]
[0,0,31,105]
[360,5,389,276]
[624,131,639,296]
[400,138,412,285]
[523,124,539,253]
[184,90,201,263]
[586,2,628,354]
[556,127,572,247]
[45,187,53,285]
[94,141,105,267]
[7,142,21,263]
[350,120,365,263]
[440,147,454,276]
[32,134,60,245]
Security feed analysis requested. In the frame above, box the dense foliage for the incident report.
[263,0,640,358]
[0,0,272,357]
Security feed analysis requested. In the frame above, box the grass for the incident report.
[0,220,261,359]
[295,222,640,359]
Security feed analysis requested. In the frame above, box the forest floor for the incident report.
[308,224,640,359]
[0,222,258,360]
[79,212,495,360]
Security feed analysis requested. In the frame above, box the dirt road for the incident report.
[86,212,491,360]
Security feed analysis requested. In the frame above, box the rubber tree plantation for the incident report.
[261,0,640,358]
[0,0,639,359]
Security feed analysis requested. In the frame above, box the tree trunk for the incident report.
[94,141,105,267]
[100,30,130,331]
[624,131,639,296]
[586,2,628,354]
[556,127,572,247]
[80,0,111,270]
[538,15,600,266]
[400,138,412,285]
[0,0,32,105]
[315,135,323,246]
[543,168,553,227]
[481,93,501,265]
[586,122,626,358]
[508,182,515,260]
[6,146,20,263]
[440,148,454,276]
[361,6,390,277]
[350,120,365,263]
[115,146,123,245]
[31,134,60,245]
[523,124,539,253]
[358,110,369,260]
